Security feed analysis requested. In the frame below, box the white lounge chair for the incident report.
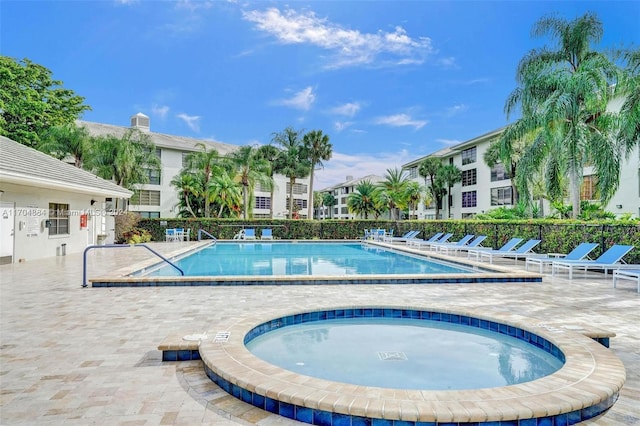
[479,239,542,264]
[613,269,640,293]
[467,237,523,260]
[525,242,599,273]
[552,245,635,279]
[261,228,273,240]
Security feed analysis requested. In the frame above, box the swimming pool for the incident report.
[88,241,544,287]
[200,305,625,426]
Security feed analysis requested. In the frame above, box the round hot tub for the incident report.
[199,306,625,425]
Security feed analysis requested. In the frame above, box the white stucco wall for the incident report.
[0,182,112,262]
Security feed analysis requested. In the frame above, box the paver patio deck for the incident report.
[1,242,638,425]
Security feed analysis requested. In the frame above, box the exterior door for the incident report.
[0,202,15,264]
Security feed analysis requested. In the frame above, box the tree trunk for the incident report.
[307,169,314,220]
[569,167,581,219]
[243,185,249,220]
[288,178,295,219]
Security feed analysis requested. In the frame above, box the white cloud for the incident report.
[334,121,353,132]
[243,7,434,68]
[436,138,461,146]
[314,150,418,189]
[152,104,170,119]
[437,56,458,69]
[275,86,316,111]
[177,113,201,132]
[175,0,214,12]
[373,113,427,130]
[330,102,361,117]
[444,103,468,117]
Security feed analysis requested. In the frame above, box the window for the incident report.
[48,203,69,235]
[461,191,477,208]
[286,182,308,195]
[341,207,348,214]
[461,147,477,165]
[462,169,477,186]
[490,163,510,182]
[138,211,160,218]
[132,190,161,206]
[581,175,598,200]
[341,197,347,204]
[407,167,418,179]
[255,182,271,192]
[146,168,161,185]
[491,186,513,206]
[255,196,271,209]
[287,198,308,209]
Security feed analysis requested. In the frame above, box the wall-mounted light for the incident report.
[616,204,623,209]
[90,199,96,206]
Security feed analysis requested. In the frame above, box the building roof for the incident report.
[0,135,133,198]
[78,120,239,155]
[319,174,384,192]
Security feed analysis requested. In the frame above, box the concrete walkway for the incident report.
[1,243,638,425]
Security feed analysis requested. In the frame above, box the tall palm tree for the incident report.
[418,157,445,219]
[184,143,223,218]
[302,130,333,219]
[438,164,462,218]
[322,193,336,219]
[271,127,311,219]
[170,172,202,218]
[313,191,324,219]
[347,180,379,219]
[38,123,92,168]
[617,48,640,153]
[228,145,272,220]
[257,144,281,219]
[376,167,409,220]
[208,172,242,218]
[403,181,423,219]
[503,12,622,218]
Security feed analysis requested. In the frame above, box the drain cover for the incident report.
[213,332,230,342]
[377,351,407,361]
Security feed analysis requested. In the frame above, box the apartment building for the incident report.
[79,113,310,219]
[318,174,386,220]
[403,127,640,219]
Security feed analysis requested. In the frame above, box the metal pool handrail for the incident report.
[82,244,184,288]
[197,229,217,242]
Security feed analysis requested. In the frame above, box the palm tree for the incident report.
[403,181,423,219]
[438,164,462,218]
[184,143,223,218]
[271,127,311,219]
[38,123,92,168]
[257,144,281,219]
[227,145,272,220]
[322,193,336,219]
[208,172,242,218]
[617,48,640,153]
[347,180,379,219]
[302,130,333,219]
[503,12,622,218]
[87,129,161,209]
[377,167,409,220]
[313,191,324,219]
[170,172,202,218]
[418,157,445,219]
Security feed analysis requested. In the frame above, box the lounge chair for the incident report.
[243,228,256,240]
[612,269,640,293]
[384,230,420,243]
[261,228,273,240]
[165,228,178,242]
[525,242,599,273]
[551,245,635,279]
[408,233,453,249]
[467,237,524,260]
[428,234,475,252]
[438,235,488,255]
[478,239,542,264]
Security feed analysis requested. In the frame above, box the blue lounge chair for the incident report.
[438,235,488,255]
[409,233,453,249]
[261,228,273,240]
[613,269,640,293]
[243,228,256,240]
[525,242,599,273]
[467,237,524,260]
[551,245,635,279]
[478,239,542,264]
[384,230,420,243]
[406,232,443,247]
[428,234,475,252]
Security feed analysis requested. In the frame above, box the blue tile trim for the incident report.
[161,349,200,361]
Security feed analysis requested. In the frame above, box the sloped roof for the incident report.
[0,135,133,198]
[319,174,384,192]
[78,120,239,155]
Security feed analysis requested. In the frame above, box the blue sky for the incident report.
[2,1,639,189]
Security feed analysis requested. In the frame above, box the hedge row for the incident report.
[136,218,640,264]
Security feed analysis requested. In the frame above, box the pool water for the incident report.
[245,317,564,390]
[148,242,474,277]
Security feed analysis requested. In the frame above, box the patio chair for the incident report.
[243,228,257,240]
[478,239,542,264]
[384,230,420,243]
[551,245,635,279]
[165,228,178,242]
[438,235,488,255]
[467,237,524,260]
[406,232,443,247]
[261,228,273,240]
[525,242,599,273]
[612,269,640,293]
[428,234,474,252]
[408,233,453,249]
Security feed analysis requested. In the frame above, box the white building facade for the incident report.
[79,114,310,219]
[318,174,386,220]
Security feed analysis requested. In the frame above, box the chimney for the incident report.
[130,112,150,132]
[346,175,353,181]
